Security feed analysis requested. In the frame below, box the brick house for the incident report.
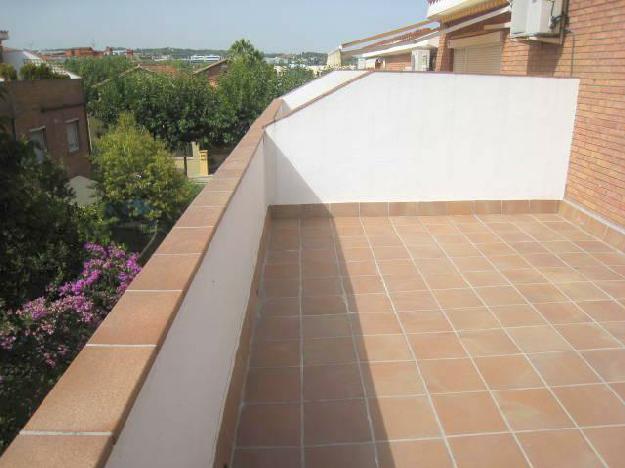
[428,0,625,229]
[0,79,91,179]
[192,58,229,86]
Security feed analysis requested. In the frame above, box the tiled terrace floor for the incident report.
[233,213,625,468]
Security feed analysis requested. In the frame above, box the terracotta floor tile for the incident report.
[449,434,529,468]
[495,389,573,430]
[391,290,439,311]
[399,311,452,333]
[260,297,299,317]
[557,282,610,302]
[350,313,402,335]
[596,280,625,299]
[237,403,300,446]
[555,323,622,350]
[250,341,300,367]
[377,259,418,276]
[408,333,467,359]
[425,273,469,290]
[304,399,371,444]
[263,262,300,279]
[355,335,412,361]
[602,321,625,343]
[475,355,542,390]
[415,258,458,276]
[267,250,299,265]
[503,269,548,284]
[347,294,393,313]
[611,382,625,400]
[303,277,342,297]
[254,316,299,341]
[582,349,625,381]
[303,364,363,400]
[490,255,532,271]
[343,275,385,295]
[303,295,346,315]
[433,289,484,309]
[305,444,376,468]
[377,440,452,468]
[463,270,508,287]
[263,279,300,298]
[516,283,568,303]
[446,308,500,331]
[578,300,625,322]
[442,243,482,257]
[477,286,527,306]
[534,302,592,324]
[432,392,507,435]
[340,261,378,277]
[453,256,495,272]
[517,430,603,468]
[419,358,485,393]
[491,304,546,327]
[478,242,517,256]
[232,448,302,468]
[361,361,424,396]
[584,427,625,468]
[506,326,572,353]
[302,261,339,279]
[370,396,440,440]
[303,337,356,366]
[529,351,600,386]
[459,329,519,356]
[539,266,587,283]
[524,253,567,268]
[577,266,622,281]
[245,367,300,403]
[384,274,428,292]
[553,384,625,426]
[339,247,374,262]
[303,315,351,339]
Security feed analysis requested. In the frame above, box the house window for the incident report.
[28,127,47,162]
[66,119,80,153]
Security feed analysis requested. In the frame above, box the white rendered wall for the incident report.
[106,145,268,468]
[278,70,368,117]
[266,72,579,205]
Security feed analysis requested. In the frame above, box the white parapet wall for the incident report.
[265,72,580,205]
[105,143,269,468]
[277,70,369,117]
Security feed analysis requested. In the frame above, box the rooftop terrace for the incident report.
[2,70,625,467]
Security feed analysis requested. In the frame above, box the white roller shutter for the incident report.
[453,43,503,74]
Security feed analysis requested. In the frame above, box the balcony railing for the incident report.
[9,70,625,468]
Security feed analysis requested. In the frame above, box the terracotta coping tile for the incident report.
[89,290,183,346]
[0,435,112,468]
[155,227,214,255]
[24,347,155,433]
[175,206,221,228]
[127,253,202,291]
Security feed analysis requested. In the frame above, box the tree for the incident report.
[19,63,67,80]
[276,66,315,96]
[0,123,83,310]
[64,55,134,103]
[0,64,17,81]
[92,113,195,226]
[227,39,264,64]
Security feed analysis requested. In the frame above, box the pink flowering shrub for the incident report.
[0,243,140,450]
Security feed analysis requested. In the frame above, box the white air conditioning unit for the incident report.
[510,0,565,38]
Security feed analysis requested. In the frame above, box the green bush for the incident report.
[92,113,196,226]
[19,63,68,80]
[64,55,134,103]
[0,64,17,81]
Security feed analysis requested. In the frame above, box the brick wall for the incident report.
[436,0,625,227]
[383,53,413,71]
[0,79,91,178]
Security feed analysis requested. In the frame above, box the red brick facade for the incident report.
[383,53,413,71]
[435,0,625,227]
[0,79,91,178]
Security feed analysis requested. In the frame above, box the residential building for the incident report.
[192,58,229,86]
[0,31,92,196]
[428,0,625,232]
[328,20,439,71]
[188,54,222,64]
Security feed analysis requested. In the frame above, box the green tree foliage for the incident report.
[0,126,83,310]
[19,63,67,80]
[276,66,316,97]
[64,55,134,102]
[0,64,17,81]
[91,73,218,150]
[92,113,195,226]
[227,39,265,63]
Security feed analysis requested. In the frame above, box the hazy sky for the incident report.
[3,0,428,53]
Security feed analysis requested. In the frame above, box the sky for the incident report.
[3,0,428,53]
